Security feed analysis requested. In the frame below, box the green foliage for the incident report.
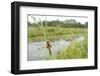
[56,38,88,59]
[28,17,88,59]
[28,19,88,28]
[28,18,88,42]
[28,26,87,42]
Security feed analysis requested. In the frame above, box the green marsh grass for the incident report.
[28,26,87,42]
[55,37,88,59]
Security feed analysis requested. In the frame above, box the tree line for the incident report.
[28,19,88,28]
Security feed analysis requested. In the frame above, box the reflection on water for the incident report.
[27,36,84,61]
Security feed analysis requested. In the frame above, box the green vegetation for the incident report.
[28,16,88,59]
[28,18,88,42]
[28,19,88,28]
[28,26,87,42]
[55,37,88,59]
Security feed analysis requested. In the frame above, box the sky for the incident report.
[28,15,88,24]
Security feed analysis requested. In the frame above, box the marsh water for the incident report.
[27,36,84,61]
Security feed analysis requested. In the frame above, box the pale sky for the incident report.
[28,15,88,24]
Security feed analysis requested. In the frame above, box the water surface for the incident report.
[28,36,84,61]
